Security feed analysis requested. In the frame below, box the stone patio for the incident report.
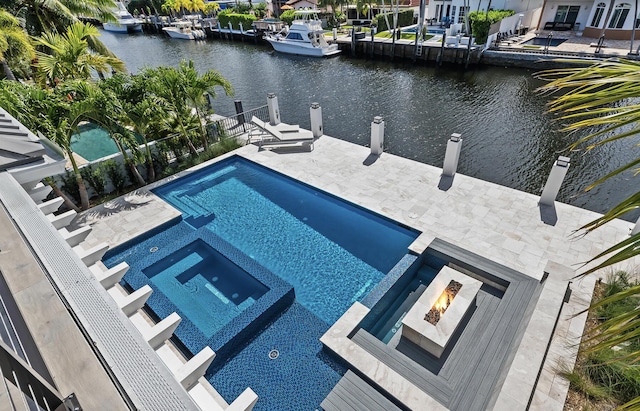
[75,134,638,410]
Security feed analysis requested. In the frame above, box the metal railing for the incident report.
[208,105,269,139]
[0,280,77,411]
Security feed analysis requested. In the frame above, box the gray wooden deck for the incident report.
[320,370,406,411]
[348,239,542,411]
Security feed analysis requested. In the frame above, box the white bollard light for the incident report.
[310,103,323,138]
[442,133,462,177]
[631,216,640,236]
[267,93,281,125]
[539,156,571,206]
[370,116,384,156]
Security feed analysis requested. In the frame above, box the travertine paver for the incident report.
[70,188,182,249]
[76,134,639,410]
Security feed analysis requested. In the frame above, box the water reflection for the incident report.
[100,30,637,219]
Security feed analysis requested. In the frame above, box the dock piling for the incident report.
[310,103,323,138]
[267,93,281,125]
[370,116,384,156]
[442,133,463,177]
[539,156,571,206]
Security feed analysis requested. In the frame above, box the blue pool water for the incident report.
[104,156,419,410]
[143,239,268,337]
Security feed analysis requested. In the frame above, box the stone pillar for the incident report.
[267,93,280,125]
[310,103,323,138]
[442,133,462,177]
[539,156,571,206]
[370,116,384,156]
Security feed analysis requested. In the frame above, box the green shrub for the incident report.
[468,10,514,44]
[103,160,127,194]
[60,170,80,204]
[217,11,257,30]
[280,9,296,25]
[80,164,107,198]
[586,349,640,403]
[598,272,640,321]
[373,9,414,32]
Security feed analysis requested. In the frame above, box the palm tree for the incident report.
[536,58,640,411]
[34,21,125,84]
[2,0,116,36]
[179,60,233,150]
[0,8,35,81]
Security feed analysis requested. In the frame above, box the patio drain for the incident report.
[268,349,279,360]
[150,246,159,253]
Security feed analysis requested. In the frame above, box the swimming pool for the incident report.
[70,123,143,161]
[104,156,420,409]
[522,37,567,47]
[70,123,120,161]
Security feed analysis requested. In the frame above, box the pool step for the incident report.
[371,283,427,344]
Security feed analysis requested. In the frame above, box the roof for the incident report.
[0,108,47,171]
[284,0,319,6]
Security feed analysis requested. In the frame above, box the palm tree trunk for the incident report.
[177,118,199,156]
[2,59,16,81]
[195,107,209,150]
[67,152,90,210]
[143,137,156,182]
[113,139,147,186]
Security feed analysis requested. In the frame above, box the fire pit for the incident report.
[402,266,482,358]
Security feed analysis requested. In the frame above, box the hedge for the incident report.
[217,12,257,30]
[468,10,514,44]
[373,9,414,32]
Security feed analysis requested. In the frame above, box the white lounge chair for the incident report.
[249,116,314,150]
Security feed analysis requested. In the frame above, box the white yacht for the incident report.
[163,21,206,40]
[103,2,143,33]
[264,10,340,57]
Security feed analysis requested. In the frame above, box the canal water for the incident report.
[99,30,638,220]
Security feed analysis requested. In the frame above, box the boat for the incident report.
[102,2,143,33]
[162,21,206,40]
[264,10,340,57]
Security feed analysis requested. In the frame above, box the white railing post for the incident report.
[370,116,384,156]
[442,133,462,177]
[310,102,323,138]
[539,156,571,206]
[267,93,281,125]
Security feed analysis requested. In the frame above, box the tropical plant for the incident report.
[0,8,35,80]
[280,9,297,25]
[468,10,514,44]
[141,61,232,156]
[203,1,220,16]
[0,0,116,36]
[34,21,125,84]
[179,60,233,150]
[536,58,640,411]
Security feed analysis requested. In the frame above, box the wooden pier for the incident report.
[334,35,483,66]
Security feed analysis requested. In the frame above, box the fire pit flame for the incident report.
[425,280,463,325]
